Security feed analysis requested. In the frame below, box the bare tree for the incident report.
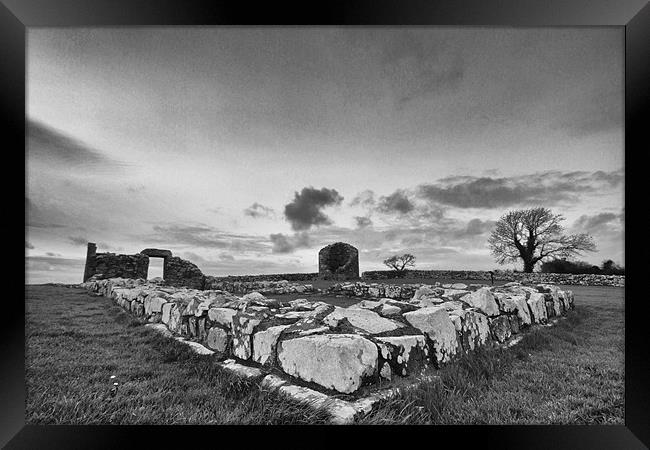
[383,253,416,272]
[488,207,596,273]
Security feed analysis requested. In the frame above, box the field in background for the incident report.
[25,282,624,424]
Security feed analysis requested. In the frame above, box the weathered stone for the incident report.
[442,289,471,300]
[277,334,378,394]
[403,307,459,365]
[207,307,237,330]
[509,315,520,334]
[140,248,172,258]
[489,315,512,343]
[167,303,185,334]
[377,335,428,375]
[323,307,404,334]
[253,325,290,365]
[161,302,173,324]
[144,296,167,315]
[461,287,500,317]
[450,283,468,290]
[231,313,263,360]
[206,326,230,353]
[527,292,548,324]
[458,310,491,351]
[378,304,401,316]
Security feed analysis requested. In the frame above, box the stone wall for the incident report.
[204,278,318,295]
[164,256,205,289]
[208,273,319,283]
[83,243,207,289]
[82,277,576,396]
[361,270,624,287]
[318,242,359,280]
[92,253,149,280]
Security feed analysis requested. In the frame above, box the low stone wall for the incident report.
[207,273,319,283]
[81,277,575,396]
[360,270,624,287]
[204,278,318,295]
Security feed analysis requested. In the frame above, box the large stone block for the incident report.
[323,307,404,334]
[403,307,459,365]
[277,334,378,394]
[460,287,499,317]
[527,292,548,324]
[206,326,230,354]
[253,325,290,365]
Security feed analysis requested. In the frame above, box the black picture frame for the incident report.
[4,0,648,447]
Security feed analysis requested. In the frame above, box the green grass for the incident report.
[25,284,624,424]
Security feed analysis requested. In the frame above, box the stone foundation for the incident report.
[81,277,575,395]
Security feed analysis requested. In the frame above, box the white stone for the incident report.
[323,307,404,334]
[460,287,500,317]
[206,327,229,352]
[161,302,173,324]
[253,325,289,365]
[450,283,468,289]
[527,292,548,323]
[377,335,427,365]
[277,334,378,394]
[208,307,237,330]
[242,292,266,302]
[380,363,392,380]
[378,304,401,316]
[403,307,459,364]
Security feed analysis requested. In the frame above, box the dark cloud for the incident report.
[270,232,311,254]
[463,218,496,236]
[26,241,35,249]
[46,252,62,257]
[68,236,89,246]
[284,187,343,231]
[417,169,623,209]
[573,212,623,231]
[377,190,415,214]
[27,119,126,169]
[244,202,275,219]
[355,216,373,228]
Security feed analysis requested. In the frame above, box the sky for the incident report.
[26,27,624,284]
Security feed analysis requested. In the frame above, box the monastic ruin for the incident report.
[318,242,359,280]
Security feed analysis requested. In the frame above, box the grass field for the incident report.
[24,283,624,424]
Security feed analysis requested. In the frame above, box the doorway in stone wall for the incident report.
[147,258,164,280]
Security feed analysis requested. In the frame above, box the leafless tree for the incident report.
[383,253,416,272]
[488,207,596,273]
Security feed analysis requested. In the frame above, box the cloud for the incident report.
[355,216,373,228]
[270,232,311,254]
[244,202,275,218]
[26,241,35,249]
[27,119,126,170]
[573,212,623,232]
[46,252,62,257]
[377,189,415,214]
[417,169,623,209]
[350,190,376,208]
[149,224,268,252]
[68,236,89,246]
[219,253,235,261]
[462,218,497,236]
[284,187,343,231]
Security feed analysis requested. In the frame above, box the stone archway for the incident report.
[318,242,359,280]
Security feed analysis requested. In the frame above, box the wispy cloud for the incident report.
[27,119,126,170]
[243,202,275,219]
[377,189,415,214]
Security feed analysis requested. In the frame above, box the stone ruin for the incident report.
[83,243,205,289]
[81,276,575,398]
[318,242,359,280]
